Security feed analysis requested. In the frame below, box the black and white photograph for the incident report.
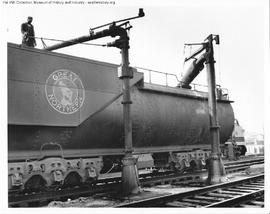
[0,0,269,213]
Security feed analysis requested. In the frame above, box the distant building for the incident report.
[223,119,264,159]
[232,119,245,146]
[245,133,264,155]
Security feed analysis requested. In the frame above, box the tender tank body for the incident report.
[8,43,234,161]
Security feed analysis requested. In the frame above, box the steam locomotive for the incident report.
[8,42,234,191]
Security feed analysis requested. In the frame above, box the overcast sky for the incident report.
[1,0,268,135]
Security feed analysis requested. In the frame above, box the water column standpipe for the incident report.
[204,34,226,184]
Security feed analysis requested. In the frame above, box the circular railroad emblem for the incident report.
[45,69,85,114]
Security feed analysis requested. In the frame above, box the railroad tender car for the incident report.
[8,43,234,190]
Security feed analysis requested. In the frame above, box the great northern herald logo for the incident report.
[45,69,85,114]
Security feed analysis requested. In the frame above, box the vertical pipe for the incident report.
[121,46,133,153]
[120,38,140,196]
[206,35,226,184]
[206,58,220,155]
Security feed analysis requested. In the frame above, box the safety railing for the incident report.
[135,66,229,100]
[135,66,207,91]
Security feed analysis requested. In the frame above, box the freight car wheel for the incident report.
[205,158,210,169]
[195,159,205,170]
[85,177,97,187]
[189,160,200,172]
[169,162,177,171]
[63,172,82,188]
[24,175,47,192]
[169,161,186,174]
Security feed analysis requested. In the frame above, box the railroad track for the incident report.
[8,157,264,207]
[116,174,264,207]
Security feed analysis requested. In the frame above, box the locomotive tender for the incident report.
[8,42,234,190]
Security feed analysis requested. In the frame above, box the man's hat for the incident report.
[27,16,33,19]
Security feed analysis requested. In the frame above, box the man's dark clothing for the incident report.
[21,22,36,47]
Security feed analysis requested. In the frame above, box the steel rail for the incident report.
[116,174,264,207]
[205,189,264,207]
[8,170,198,207]
[223,157,264,166]
[9,183,118,207]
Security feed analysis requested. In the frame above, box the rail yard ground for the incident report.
[47,161,264,208]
